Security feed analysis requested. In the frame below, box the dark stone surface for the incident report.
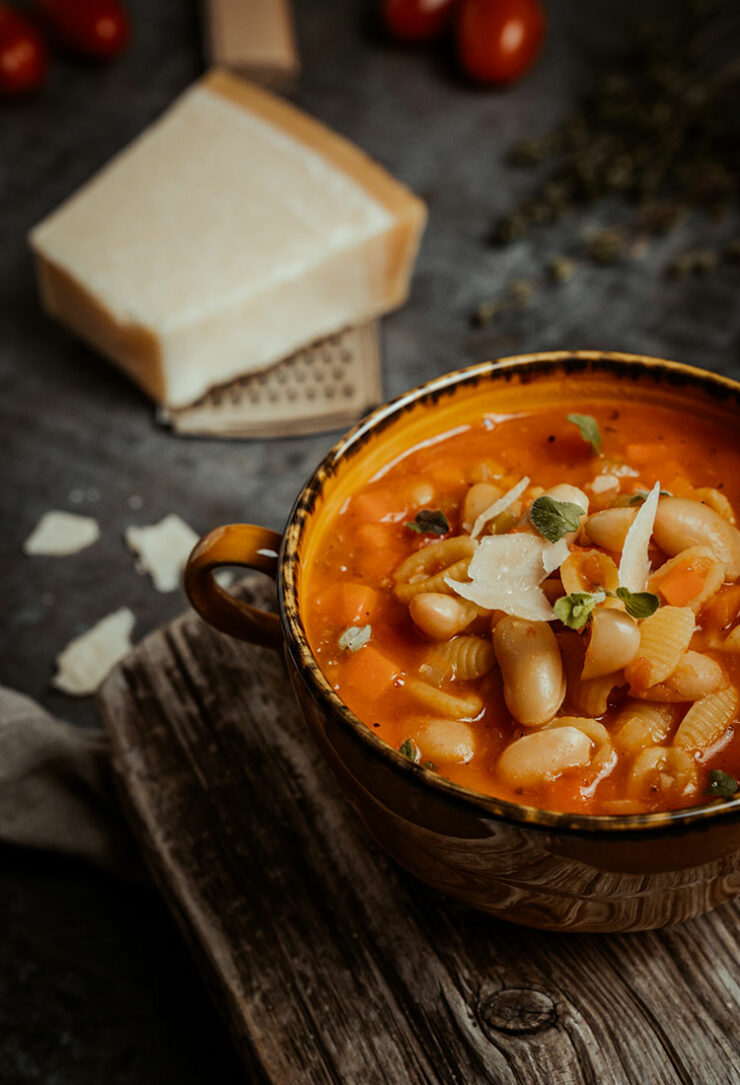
[0,0,738,1080]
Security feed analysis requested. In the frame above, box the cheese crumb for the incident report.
[125,514,199,592]
[619,480,661,592]
[446,534,567,621]
[471,477,530,539]
[53,608,135,695]
[590,475,619,494]
[24,511,100,556]
[542,538,570,574]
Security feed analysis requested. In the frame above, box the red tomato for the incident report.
[36,0,130,60]
[383,0,456,42]
[456,0,545,84]
[0,5,47,96]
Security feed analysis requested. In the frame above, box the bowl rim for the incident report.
[279,350,740,838]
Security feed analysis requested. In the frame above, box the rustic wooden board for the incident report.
[99,579,740,1085]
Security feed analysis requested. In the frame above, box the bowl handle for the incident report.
[184,524,283,650]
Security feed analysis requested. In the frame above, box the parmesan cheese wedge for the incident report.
[470,477,530,539]
[619,480,661,592]
[23,510,100,556]
[29,70,426,408]
[446,534,568,621]
[125,514,199,592]
[53,608,135,696]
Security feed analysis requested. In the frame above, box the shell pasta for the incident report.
[305,399,740,815]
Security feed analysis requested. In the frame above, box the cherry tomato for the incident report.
[35,0,130,60]
[383,0,456,42]
[0,5,47,96]
[456,0,545,84]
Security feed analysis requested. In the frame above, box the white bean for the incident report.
[469,459,506,484]
[653,497,740,578]
[415,719,476,764]
[493,616,566,727]
[543,483,589,515]
[636,651,726,702]
[582,608,640,680]
[497,727,592,788]
[584,507,637,552]
[462,482,503,532]
[408,479,436,507]
[409,593,478,639]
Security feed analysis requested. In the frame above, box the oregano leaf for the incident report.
[568,413,603,455]
[706,769,739,798]
[553,591,605,630]
[399,738,422,763]
[627,489,672,506]
[405,509,450,536]
[615,587,660,619]
[530,495,584,543]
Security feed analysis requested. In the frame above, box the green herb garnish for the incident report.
[614,587,660,619]
[338,624,371,653]
[706,770,739,798]
[530,495,584,543]
[405,509,450,536]
[423,761,436,771]
[553,591,605,630]
[627,489,672,506]
[399,738,422,764]
[567,413,602,456]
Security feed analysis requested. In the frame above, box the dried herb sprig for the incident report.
[489,1,740,273]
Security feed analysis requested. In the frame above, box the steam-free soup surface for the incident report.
[304,399,740,815]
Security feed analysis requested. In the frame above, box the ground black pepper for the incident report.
[472,0,740,325]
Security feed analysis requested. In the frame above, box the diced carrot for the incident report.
[315,582,379,625]
[354,523,403,581]
[656,562,708,606]
[356,522,391,547]
[667,475,697,499]
[339,582,379,625]
[625,449,685,484]
[428,463,467,490]
[351,488,405,523]
[701,585,740,632]
[339,645,399,697]
[625,444,659,465]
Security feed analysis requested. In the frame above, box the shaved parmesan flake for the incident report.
[24,511,100,556]
[471,477,530,539]
[53,608,135,695]
[619,480,661,592]
[446,534,560,621]
[542,538,570,574]
[590,475,619,494]
[125,514,199,592]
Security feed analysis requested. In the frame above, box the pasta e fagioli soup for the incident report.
[301,384,740,817]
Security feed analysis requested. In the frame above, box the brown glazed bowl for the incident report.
[184,351,740,932]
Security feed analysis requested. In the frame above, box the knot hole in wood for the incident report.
[476,988,558,1038]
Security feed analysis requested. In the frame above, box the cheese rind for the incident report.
[30,70,427,407]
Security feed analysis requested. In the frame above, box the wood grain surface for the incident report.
[99,580,740,1085]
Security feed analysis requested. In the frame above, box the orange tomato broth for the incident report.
[300,391,740,815]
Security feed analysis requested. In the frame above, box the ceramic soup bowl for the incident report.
[184,351,740,932]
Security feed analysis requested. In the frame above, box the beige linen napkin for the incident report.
[0,685,144,880]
